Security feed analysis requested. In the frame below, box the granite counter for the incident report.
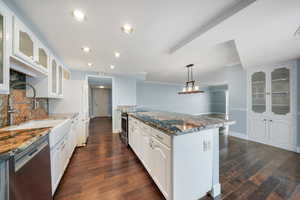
[129,111,235,136]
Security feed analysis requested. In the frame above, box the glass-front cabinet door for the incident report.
[13,17,36,63]
[38,47,48,69]
[58,65,63,96]
[251,71,267,114]
[19,30,34,59]
[0,7,8,94]
[271,68,290,115]
[51,59,57,94]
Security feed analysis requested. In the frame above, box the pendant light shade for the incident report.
[178,64,204,95]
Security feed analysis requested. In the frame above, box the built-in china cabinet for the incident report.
[247,61,297,152]
[0,5,9,94]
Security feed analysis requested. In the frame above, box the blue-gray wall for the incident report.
[226,66,247,134]
[136,82,211,115]
[209,85,228,114]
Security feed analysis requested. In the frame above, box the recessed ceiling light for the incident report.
[99,86,104,89]
[121,24,134,34]
[114,52,120,58]
[87,62,93,67]
[110,65,115,69]
[82,46,91,53]
[72,10,86,22]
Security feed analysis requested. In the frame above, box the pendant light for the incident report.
[178,64,204,95]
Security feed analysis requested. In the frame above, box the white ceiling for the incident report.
[6,0,300,83]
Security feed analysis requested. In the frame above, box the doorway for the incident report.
[87,76,113,120]
[91,87,112,118]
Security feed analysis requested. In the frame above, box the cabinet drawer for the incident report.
[149,127,171,147]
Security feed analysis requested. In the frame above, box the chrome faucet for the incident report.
[8,82,37,125]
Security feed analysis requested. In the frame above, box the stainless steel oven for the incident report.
[120,113,128,145]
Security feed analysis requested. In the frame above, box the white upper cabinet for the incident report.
[37,42,49,71]
[248,62,296,119]
[49,57,63,98]
[0,5,9,94]
[50,58,57,95]
[58,64,63,97]
[12,16,48,75]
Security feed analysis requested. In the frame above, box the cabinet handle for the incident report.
[149,140,153,149]
[155,135,163,140]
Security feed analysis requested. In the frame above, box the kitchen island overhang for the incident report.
[127,111,235,200]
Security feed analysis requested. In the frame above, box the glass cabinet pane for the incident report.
[58,66,62,95]
[19,31,33,58]
[0,15,3,84]
[271,68,290,115]
[52,60,57,93]
[38,48,48,68]
[252,72,266,113]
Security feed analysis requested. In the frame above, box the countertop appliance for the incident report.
[11,135,52,200]
[120,112,128,145]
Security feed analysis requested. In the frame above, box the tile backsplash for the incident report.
[0,94,8,127]
[0,70,49,127]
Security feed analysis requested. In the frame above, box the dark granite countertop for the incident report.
[0,113,78,159]
[129,111,235,136]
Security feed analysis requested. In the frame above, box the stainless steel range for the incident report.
[120,112,128,145]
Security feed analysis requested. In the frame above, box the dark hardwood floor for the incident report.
[54,117,300,200]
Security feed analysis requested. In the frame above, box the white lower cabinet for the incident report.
[50,142,61,193]
[248,116,268,143]
[150,137,171,198]
[129,117,213,200]
[50,118,78,195]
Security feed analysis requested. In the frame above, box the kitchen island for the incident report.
[128,111,235,200]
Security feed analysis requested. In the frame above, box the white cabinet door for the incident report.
[151,137,171,199]
[58,136,68,174]
[50,144,61,194]
[0,6,9,94]
[58,64,63,97]
[128,120,134,148]
[248,116,268,143]
[140,131,152,172]
[50,57,58,96]
[269,119,295,150]
[36,42,49,72]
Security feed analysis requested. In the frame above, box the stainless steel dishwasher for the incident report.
[11,135,52,200]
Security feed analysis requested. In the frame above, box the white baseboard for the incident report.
[113,129,121,134]
[296,146,300,153]
[210,183,221,198]
[229,131,248,140]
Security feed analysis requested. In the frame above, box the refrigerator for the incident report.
[49,80,90,146]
